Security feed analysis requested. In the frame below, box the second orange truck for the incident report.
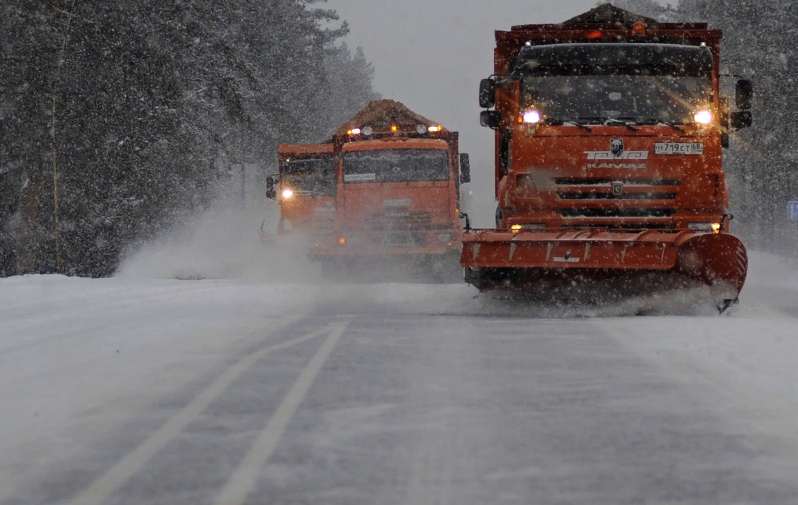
[271,100,470,280]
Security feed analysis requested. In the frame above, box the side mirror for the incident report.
[459,212,471,231]
[480,110,502,128]
[736,79,753,110]
[459,153,471,184]
[479,78,496,109]
[265,175,277,199]
[730,111,752,130]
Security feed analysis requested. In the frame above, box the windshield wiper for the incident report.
[544,118,592,132]
[573,116,638,132]
[604,120,639,132]
[573,116,604,125]
[618,116,686,134]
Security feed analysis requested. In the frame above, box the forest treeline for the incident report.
[612,0,798,252]
[0,0,377,276]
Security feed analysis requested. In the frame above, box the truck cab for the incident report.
[337,136,461,254]
[269,144,337,239]
[308,100,470,279]
[481,21,753,234]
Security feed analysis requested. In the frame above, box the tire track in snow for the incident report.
[64,315,330,505]
[213,321,348,505]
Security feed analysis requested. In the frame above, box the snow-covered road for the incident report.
[2,252,798,504]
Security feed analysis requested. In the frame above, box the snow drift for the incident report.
[116,195,320,283]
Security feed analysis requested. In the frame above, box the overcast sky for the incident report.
[323,0,665,225]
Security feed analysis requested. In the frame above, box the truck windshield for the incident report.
[520,74,712,125]
[515,44,714,125]
[281,158,335,196]
[342,149,449,183]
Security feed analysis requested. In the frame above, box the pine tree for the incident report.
[0,0,378,276]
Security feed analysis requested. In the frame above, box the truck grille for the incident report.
[558,208,677,218]
[365,211,442,230]
[552,177,681,219]
[561,223,677,231]
[557,192,677,200]
[553,178,681,186]
[371,231,427,246]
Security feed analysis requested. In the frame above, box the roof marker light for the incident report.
[391,125,398,132]
[428,125,441,132]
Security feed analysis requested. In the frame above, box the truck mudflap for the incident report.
[461,229,747,308]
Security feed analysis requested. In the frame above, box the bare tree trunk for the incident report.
[16,2,59,274]
[18,99,48,274]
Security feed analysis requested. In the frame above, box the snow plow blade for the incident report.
[461,230,747,308]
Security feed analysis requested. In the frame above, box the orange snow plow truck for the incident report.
[309,100,470,279]
[463,4,753,311]
[263,143,337,244]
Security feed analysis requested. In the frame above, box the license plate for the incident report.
[344,173,376,182]
[654,143,704,155]
[383,199,411,207]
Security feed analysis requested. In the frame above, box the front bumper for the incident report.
[309,228,461,261]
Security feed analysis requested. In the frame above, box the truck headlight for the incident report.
[689,222,721,234]
[281,188,294,199]
[511,223,545,231]
[522,110,542,124]
[694,110,713,125]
